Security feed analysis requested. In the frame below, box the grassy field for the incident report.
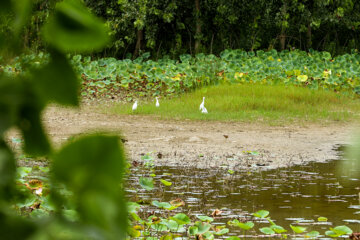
[100,84,360,124]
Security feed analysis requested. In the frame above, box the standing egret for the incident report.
[132,100,138,111]
[155,97,160,107]
[199,97,205,110]
[201,106,208,114]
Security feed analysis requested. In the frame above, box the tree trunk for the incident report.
[133,29,143,58]
[279,0,287,50]
[194,0,201,54]
[307,23,312,49]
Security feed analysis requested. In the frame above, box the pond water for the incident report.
[127,147,360,238]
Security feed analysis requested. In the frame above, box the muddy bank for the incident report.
[16,105,353,169]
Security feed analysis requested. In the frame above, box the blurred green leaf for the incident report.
[31,50,79,106]
[0,210,37,239]
[18,100,50,156]
[42,0,110,53]
[12,0,32,36]
[52,135,127,238]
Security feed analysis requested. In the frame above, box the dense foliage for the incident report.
[3,49,360,100]
[2,0,360,58]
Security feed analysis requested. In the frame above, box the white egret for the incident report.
[155,97,160,107]
[132,100,138,111]
[199,97,205,110]
[201,106,208,114]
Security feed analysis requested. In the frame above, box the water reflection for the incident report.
[127,156,360,237]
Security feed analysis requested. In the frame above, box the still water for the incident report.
[127,150,360,237]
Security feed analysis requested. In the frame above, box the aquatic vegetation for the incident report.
[2,49,360,100]
[12,157,359,239]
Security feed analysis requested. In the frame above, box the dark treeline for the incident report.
[2,0,360,59]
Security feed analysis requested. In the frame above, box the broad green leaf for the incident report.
[325,230,338,237]
[195,221,211,234]
[317,217,328,222]
[237,221,254,230]
[213,228,229,235]
[271,225,287,234]
[42,0,110,53]
[139,177,154,191]
[253,210,269,218]
[306,231,320,238]
[151,201,172,209]
[127,202,140,213]
[203,231,214,240]
[151,223,168,231]
[290,224,306,234]
[196,215,214,222]
[52,135,127,238]
[170,213,190,225]
[16,194,37,208]
[225,237,241,240]
[260,227,275,235]
[188,226,198,235]
[330,225,353,236]
[160,179,172,186]
[17,167,32,178]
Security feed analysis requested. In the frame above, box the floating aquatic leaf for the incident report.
[160,179,172,186]
[317,216,328,222]
[152,200,172,209]
[228,169,234,174]
[196,215,214,222]
[290,224,306,234]
[260,227,275,235]
[213,228,229,235]
[170,213,190,225]
[151,223,168,232]
[325,225,352,237]
[188,226,198,235]
[253,210,269,218]
[271,225,287,234]
[203,231,214,239]
[306,231,320,238]
[195,221,211,234]
[139,177,154,191]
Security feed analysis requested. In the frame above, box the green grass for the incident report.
[100,84,360,124]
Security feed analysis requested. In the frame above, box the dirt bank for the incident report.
[20,104,355,169]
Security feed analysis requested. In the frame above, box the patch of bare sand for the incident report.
[23,105,357,169]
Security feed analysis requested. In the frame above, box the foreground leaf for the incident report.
[42,0,110,53]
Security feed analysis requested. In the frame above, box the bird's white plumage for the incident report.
[199,97,205,110]
[155,97,160,107]
[201,106,208,114]
[132,100,138,111]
